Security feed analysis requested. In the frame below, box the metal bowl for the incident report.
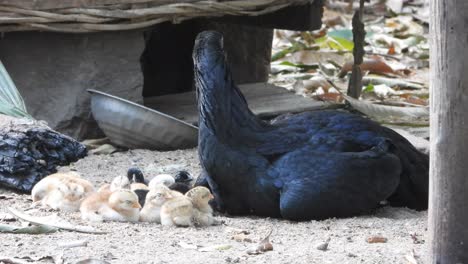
[88,89,198,150]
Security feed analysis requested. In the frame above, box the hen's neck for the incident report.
[196,63,266,142]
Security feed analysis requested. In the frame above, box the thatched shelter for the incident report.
[0,0,323,139]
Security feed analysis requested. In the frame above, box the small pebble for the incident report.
[316,237,331,251]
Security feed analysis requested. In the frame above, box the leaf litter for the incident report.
[269,0,429,137]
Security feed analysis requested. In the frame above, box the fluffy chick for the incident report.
[41,180,87,212]
[80,189,141,222]
[148,174,175,190]
[147,173,192,194]
[127,168,150,206]
[139,185,175,223]
[97,175,131,193]
[127,167,149,191]
[160,195,193,227]
[174,170,194,184]
[185,186,215,226]
[31,172,94,211]
[127,167,148,185]
[31,172,93,202]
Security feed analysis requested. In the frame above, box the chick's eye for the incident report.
[126,200,132,204]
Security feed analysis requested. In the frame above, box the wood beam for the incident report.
[429,1,468,263]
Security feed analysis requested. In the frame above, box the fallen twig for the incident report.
[0,223,57,234]
[8,207,107,234]
[0,256,30,264]
[58,240,89,249]
[362,76,425,90]
[344,95,429,119]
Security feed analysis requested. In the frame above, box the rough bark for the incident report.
[429,1,468,263]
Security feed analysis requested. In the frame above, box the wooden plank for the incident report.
[143,83,329,125]
[217,0,323,31]
[429,0,468,263]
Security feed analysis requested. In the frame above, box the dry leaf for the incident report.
[344,95,429,119]
[225,227,250,235]
[316,237,331,251]
[399,95,428,106]
[178,241,198,250]
[232,233,253,243]
[284,51,348,67]
[294,77,333,96]
[409,233,425,244]
[198,244,232,252]
[405,249,419,264]
[246,229,274,255]
[313,93,344,103]
[387,44,396,55]
[339,58,397,78]
[373,84,397,98]
[386,0,403,13]
[362,76,425,90]
[89,144,118,155]
[81,138,110,150]
[366,235,388,243]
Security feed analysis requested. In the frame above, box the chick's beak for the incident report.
[133,202,142,209]
[209,194,214,200]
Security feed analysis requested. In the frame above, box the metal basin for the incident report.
[88,89,198,150]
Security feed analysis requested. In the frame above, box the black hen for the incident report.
[193,31,428,221]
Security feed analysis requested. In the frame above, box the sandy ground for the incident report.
[0,148,428,264]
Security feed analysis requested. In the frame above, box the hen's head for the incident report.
[193,31,225,72]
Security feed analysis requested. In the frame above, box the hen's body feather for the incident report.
[193,31,428,220]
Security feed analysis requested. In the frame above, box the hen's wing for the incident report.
[256,111,387,156]
[270,139,401,220]
[257,110,429,210]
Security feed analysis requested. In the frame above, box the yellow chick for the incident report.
[148,174,175,190]
[31,172,94,211]
[80,189,141,222]
[97,176,131,193]
[139,185,175,223]
[185,186,215,226]
[160,193,194,227]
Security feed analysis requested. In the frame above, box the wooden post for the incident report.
[429,1,468,263]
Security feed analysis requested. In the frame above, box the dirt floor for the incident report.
[0,148,427,264]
